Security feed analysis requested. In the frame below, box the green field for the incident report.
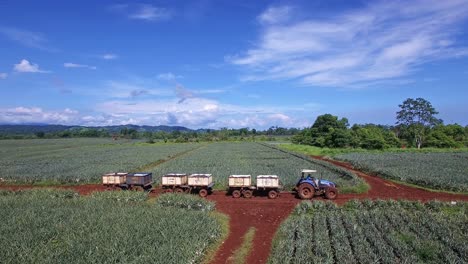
[0,189,225,264]
[149,142,365,192]
[0,139,365,193]
[335,152,468,192]
[269,200,468,264]
[0,138,200,184]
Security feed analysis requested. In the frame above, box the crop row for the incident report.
[149,142,364,191]
[0,138,200,183]
[0,189,223,264]
[269,200,468,264]
[335,152,468,192]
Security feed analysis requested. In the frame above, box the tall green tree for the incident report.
[396,98,441,149]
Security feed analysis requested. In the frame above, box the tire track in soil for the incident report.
[1,155,467,264]
[131,144,207,172]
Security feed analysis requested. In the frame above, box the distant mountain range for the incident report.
[0,124,194,135]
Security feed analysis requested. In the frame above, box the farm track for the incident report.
[312,156,468,204]
[131,144,207,172]
[1,156,467,264]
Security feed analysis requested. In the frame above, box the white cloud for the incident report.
[229,1,468,87]
[0,73,7,79]
[157,72,182,81]
[258,5,293,24]
[95,93,314,128]
[0,107,79,124]
[0,98,313,128]
[101,53,118,60]
[13,59,50,73]
[64,63,97,70]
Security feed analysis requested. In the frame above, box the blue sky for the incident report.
[1,0,468,129]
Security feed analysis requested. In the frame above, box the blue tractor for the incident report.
[295,169,338,200]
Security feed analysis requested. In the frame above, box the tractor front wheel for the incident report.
[325,187,338,200]
[298,184,315,199]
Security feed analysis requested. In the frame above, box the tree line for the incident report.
[1,98,466,149]
[293,98,468,149]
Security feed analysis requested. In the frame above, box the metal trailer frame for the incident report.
[163,182,215,197]
[162,173,215,197]
[228,185,256,198]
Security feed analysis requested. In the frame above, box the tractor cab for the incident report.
[299,169,320,188]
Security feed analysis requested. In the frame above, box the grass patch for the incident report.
[279,143,468,157]
[228,227,256,264]
[337,181,370,194]
[202,212,230,264]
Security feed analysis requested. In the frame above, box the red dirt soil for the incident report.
[207,192,300,264]
[1,157,467,264]
[206,157,468,264]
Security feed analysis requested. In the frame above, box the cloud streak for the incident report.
[157,72,182,81]
[110,4,172,22]
[229,1,468,87]
[0,27,57,52]
[101,53,118,60]
[64,63,96,70]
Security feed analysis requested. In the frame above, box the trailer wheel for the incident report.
[198,189,208,197]
[143,185,152,192]
[243,190,253,198]
[165,188,173,193]
[232,190,241,198]
[298,183,315,199]
[268,190,279,199]
[325,187,338,200]
[174,188,184,193]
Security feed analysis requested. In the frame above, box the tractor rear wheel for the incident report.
[174,188,184,193]
[298,183,315,199]
[199,189,208,197]
[268,190,278,199]
[325,187,338,200]
[232,190,241,198]
[243,190,253,198]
